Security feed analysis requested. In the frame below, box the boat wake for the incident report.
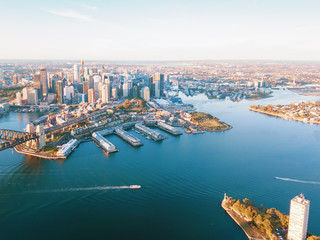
[274,177,320,185]
[29,185,141,194]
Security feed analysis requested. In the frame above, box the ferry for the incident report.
[129,185,141,189]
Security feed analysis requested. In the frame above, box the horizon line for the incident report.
[1,59,320,63]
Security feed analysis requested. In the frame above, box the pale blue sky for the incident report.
[1,0,320,60]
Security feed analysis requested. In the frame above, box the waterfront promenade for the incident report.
[221,198,266,240]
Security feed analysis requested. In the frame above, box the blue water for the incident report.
[0,90,319,240]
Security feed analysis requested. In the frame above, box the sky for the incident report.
[1,0,320,61]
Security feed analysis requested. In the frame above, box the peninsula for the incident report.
[180,111,232,132]
[249,101,320,124]
[222,194,320,240]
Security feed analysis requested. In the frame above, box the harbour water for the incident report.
[0,90,319,240]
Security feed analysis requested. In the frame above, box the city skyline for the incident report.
[1,0,320,61]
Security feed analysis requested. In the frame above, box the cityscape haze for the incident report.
[0,1,320,240]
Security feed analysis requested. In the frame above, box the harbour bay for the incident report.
[0,90,319,239]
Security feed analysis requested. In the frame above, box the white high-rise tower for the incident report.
[143,86,150,102]
[74,64,79,83]
[288,194,310,240]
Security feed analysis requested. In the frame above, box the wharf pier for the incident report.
[114,127,143,147]
[56,139,80,158]
[92,132,118,153]
[134,124,165,141]
[156,122,182,135]
[97,128,115,136]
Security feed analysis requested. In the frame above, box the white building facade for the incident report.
[288,194,310,240]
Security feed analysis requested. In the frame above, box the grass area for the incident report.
[227,208,266,239]
[199,119,224,128]
[0,86,24,100]
[190,111,230,131]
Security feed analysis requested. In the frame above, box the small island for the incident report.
[249,102,320,124]
[222,194,320,240]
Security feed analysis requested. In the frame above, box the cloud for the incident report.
[76,2,98,11]
[47,9,96,22]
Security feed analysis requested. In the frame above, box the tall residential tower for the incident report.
[288,194,310,240]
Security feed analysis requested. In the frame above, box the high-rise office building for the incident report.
[12,74,19,84]
[288,194,310,240]
[21,87,38,105]
[51,79,57,94]
[152,73,164,98]
[40,68,48,97]
[117,84,123,98]
[112,87,117,99]
[56,81,64,104]
[80,60,84,76]
[74,64,79,83]
[84,67,89,78]
[33,74,42,99]
[83,81,89,95]
[27,88,38,105]
[80,94,87,103]
[64,86,74,100]
[123,82,129,98]
[98,82,104,99]
[102,84,110,103]
[88,89,96,103]
[132,84,140,99]
[143,86,150,102]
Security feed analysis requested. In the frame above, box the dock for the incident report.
[114,127,143,147]
[134,124,166,141]
[56,139,80,158]
[92,132,118,153]
[156,122,182,135]
[97,128,115,136]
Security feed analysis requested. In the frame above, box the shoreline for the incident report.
[14,145,66,160]
[221,199,266,240]
[249,106,320,125]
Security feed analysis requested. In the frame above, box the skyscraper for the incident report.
[143,86,150,102]
[152,73,164,98]
[80,60,84,76]
[33,74,42,99]
[288,194,310,240]
[123,82,129,98]
[83,81,89,95]
[74,64,79,83]
[21,88,38,105]
[56,81,64,104]
[40,68,48,98]
[12,74,19,85]
[88,89,96,103]
[112,87,117,99]
[102,84,110,103]
[27,88,39,105]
